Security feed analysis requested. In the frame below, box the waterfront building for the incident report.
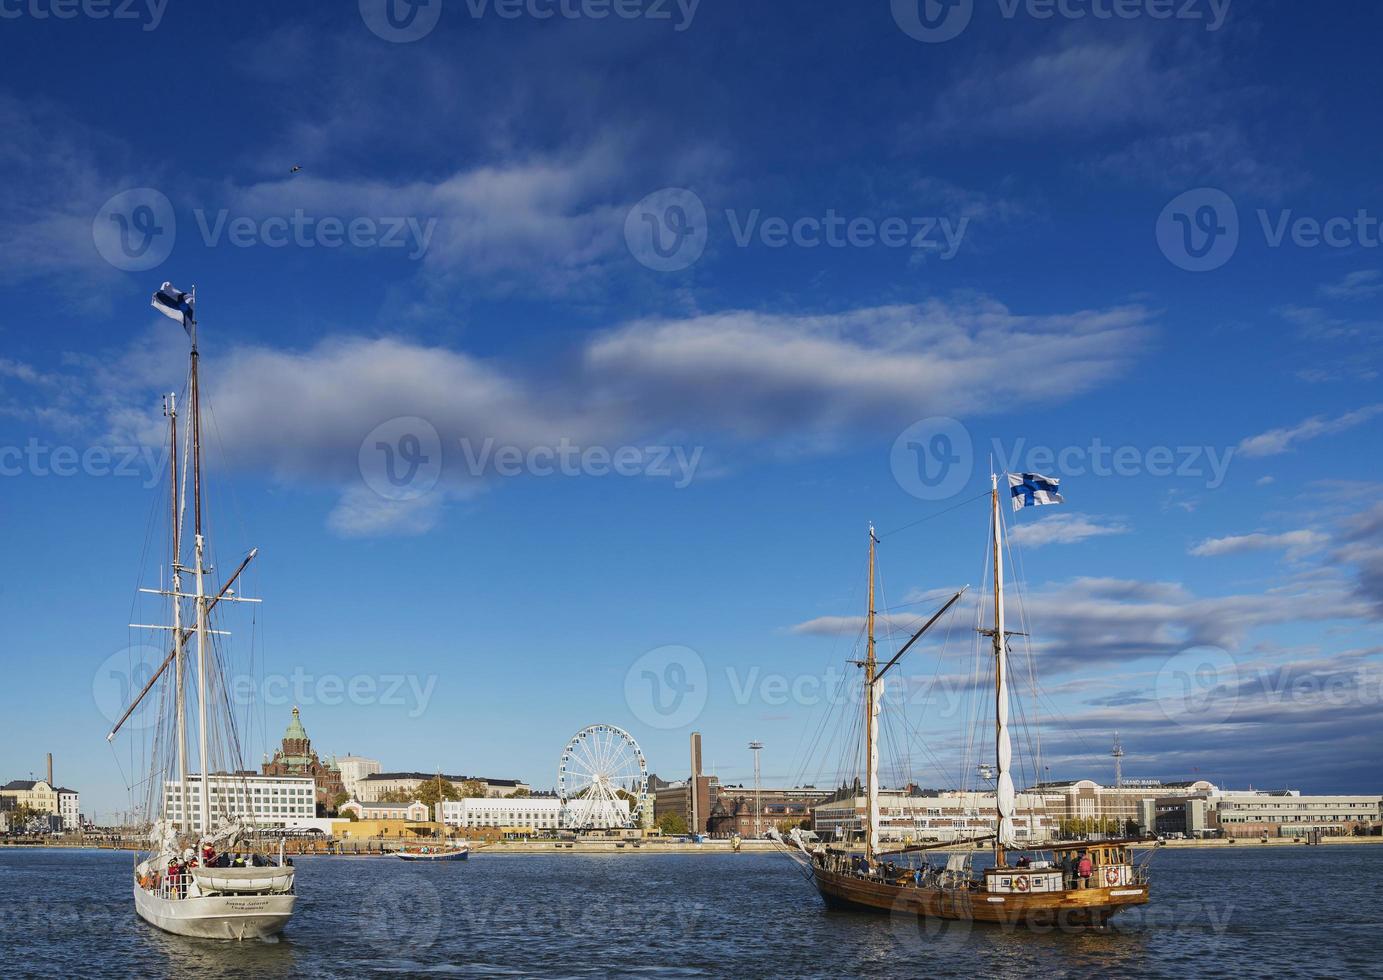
[706,785,833,837]
[163,773,318,829]
[437,796,617,832]
[336,756,382,799]
[1028,778,1218,834]
[334,817,444,840]
[356,772,531,802]
[0,779,81,831]
[1140,787,1383,839]
[339,799,430,821]
[260,707,345,813]
[652,775,717,833]
[812,790,1059,844]
[57,788,80,831]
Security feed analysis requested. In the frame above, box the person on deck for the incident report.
[1077,851,1093,888]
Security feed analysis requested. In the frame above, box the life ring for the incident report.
[1104,867,1120,886]
[1015,875,1030,892]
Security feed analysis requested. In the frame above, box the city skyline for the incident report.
[1,3,1381,820]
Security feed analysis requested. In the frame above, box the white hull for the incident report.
[133,883,295,940]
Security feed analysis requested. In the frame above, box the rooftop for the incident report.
[362,772,523,786]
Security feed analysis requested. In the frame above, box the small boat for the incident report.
[108,284,297,940]
[772,472,1152,930]
[396,843,469,861]
[395,771,469,861]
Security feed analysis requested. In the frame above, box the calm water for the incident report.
[3,846,1381,978]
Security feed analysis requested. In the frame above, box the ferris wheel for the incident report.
[557,724,648,829]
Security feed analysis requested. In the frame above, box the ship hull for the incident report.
[810,866,1147,929]
[396,848,469,861]
[134,883,295,940]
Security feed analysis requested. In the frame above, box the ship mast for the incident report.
[187,296,212,838]
[864,524,880,863]
[990,473,1015,866]
[164,393,189,831]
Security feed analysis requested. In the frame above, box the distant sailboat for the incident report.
[397,772,469,861]
[773,473,1151,929]
[108,285,297,939]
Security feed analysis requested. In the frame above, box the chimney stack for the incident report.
[47,753,53,786]
[689,732,703,833]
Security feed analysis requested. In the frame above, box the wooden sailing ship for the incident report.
[775,473,1151,929]
[396,772,470,861]
[107,284,297,939]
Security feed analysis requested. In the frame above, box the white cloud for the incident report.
[1319,270,1383,300]
[1237,404,1383,458]
[222,140,639,294]
[1009,513,1128,549]
[928,37,1180,139]
[584,299,1152,439]
[39,296,1154,536]
[1189,530,1329,559]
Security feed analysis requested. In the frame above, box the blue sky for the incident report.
[1,0,1381,819]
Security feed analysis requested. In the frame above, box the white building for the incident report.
[164,773,318,830]
[339,799,430,822]
[57,789,80,831]
[813,790,1059,844]
[336,756,382,799]
[438,797,630,831]
[357,772,532,802]
[1207,790,1382,837]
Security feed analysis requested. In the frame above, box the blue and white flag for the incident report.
[1008,472,1064,511]
[151,282,194,334]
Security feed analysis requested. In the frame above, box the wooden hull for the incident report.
[811,866,1147,929]
[396,847,469,861]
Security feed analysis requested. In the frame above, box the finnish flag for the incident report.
[151,282,194,334]
[1008,472,1064,511]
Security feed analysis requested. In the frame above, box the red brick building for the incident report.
[261,707,344,815]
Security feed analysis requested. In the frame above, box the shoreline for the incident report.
[5,835,1380,856]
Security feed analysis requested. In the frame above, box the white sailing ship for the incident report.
[107,283,297,940]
